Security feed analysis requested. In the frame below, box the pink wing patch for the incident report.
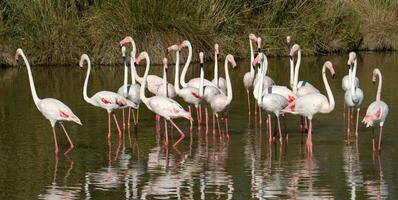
[375,108,381,119]
[191,92,201,99]
[59,111,70,118]
[115,98,126,106]
[100,97,111,104]
[173,108,180,114]
[287,95,295,103]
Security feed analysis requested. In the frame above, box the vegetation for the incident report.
[1,0,397,65]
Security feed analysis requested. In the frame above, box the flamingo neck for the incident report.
[140,54,150,107]
[214,52,218,86]
[19,51,40,105]
[200,65,204,97]
[375,69,382,101]
[350,59,357,96]
[293,48,301,93]
[289,58,294,89]
[130,56,137,85]
[162,67,168,97]
[257,55,267,105]
[249,39,255,76]
[322,65,335,113]
[225,57,233,104]
[180,42,192,88]
[123,56,129,96]
[174,50,181,94]
[82,57,94,104]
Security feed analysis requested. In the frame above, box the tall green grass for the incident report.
[1,0,397,65]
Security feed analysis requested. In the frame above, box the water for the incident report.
[0,52,397,199]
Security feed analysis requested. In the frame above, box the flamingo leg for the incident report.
[108,112,111,139]
[225,117,229,140]
[195,106,200,126]
[122,108,126,128]
[282,115,288,141]
[164,119,168,146]
[267,114,272,143]
[113,113,122,139]
[52,126,59,155]
[216,115,222,140]
[277,115,282,143]
[307,119,313,153]
[378,126,383,151]
[189,106,193,132]
[199,104,202,125]
[135,108,139,125]
[347,107,351,134]
[169,119,185,147]
[355,108,360,137]
[259,108,262,126]
[343,103,346,119]
[60,123,74,154]
[247,90,251,115]
[205,107,209,134]
[273,115,277,139]
[372,126,376,151]
[127,108,131,128]
[212,113,216,135]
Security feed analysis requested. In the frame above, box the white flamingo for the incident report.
[136,51,193,147]
[118,37,142,126]
[255,53,288,143]
[362,68,389,152]
[79,54,136,139]
[212,43,227,94]
[243,33,259,114]
[16,48,81,155]
[210,54,237,135]
[284,61,335,152]
[252,37,275,100]
[344,52,364,136]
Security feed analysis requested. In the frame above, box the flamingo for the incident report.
[79,54,136,139]
[284,61,335,152]
[136,51,193,147]
[210,54,237,136]
[118,37,142,126]
[243,33,259,115]
[252,37,275,100]
[344,52,364,136]
[119,37,176,98]
[342,51,359,118]
[255,53,288,143]
[211,43,227,94]
[362,68,389,152]
[15,48,81,155]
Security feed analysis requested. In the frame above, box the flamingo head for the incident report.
[163,58,168,72]
[324,61,335,78]
[372,68,378,84]
[184,112,194,122]
[347,51,356,69]
[249,33,257,42]
[119,36,133,47]
[199,52,204,64]
[167,44,179,53]
[15,48,24,63]
[257,37,262,52]
[72,115,82,125]
[252,53,263,67]
[178,40,190,50]
[121,45,127,57]
[227,54,237,69]
[286,36,291,44]
[135,51,148,65]
[79,54,90,68]
[214,44,220,55]
[289,44,300,59]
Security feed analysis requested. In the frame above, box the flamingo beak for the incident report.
[187,115,193,121]
[332,73,336,79]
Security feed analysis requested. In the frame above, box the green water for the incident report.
[0,52,397,199]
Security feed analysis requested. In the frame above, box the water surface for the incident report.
[0,52,397,199]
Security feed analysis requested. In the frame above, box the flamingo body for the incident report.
[342,75,359,91]
[37,98,81,126]
[362,101,388,127]
[117,84,141,106]
[344,88,364,107]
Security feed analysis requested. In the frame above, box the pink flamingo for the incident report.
[284,61,335,152]
[342,51,360,118]
[136,51,193,147]
[16,48,81,155]
[362,68,389,152]
[243,33,259,114]
[210,54,237,135]
[168,45,202,128]
[344,52,364,136]
[79,54,136,139]
[212,44,227,94]
[255,53,288,143]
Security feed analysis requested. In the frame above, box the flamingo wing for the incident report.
[37,98,81,124]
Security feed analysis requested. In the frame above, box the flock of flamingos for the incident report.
[14,34,389,155]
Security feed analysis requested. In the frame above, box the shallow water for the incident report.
[0,52,397,199]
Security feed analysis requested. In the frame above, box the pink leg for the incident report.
[378,126,383,151]
[169,119,185,147]
[205,107,209,134]
[113,113,122,139]
[52,126,59,155]
[277,115,282,143]
[372,126,376,152]
[259,108,262,126]
[268,115,272,142]
[127,108,131,128]
[156,115,161,132]
[134,108,139,125]
[216,115,222,140]
[164,119,169,146]
[60,124,74,154]
[212,113,216,135]
[225,117,229,140]
[196,106,200,126]
[189,106,193,132]
[347,108,351,134]
[122,108,126,128]
[247,90,251,115]
[108,112,111,139]
[199,104,202,125]
[307,119,313,153]
[355,108,360,137]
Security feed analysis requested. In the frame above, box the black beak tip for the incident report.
[332,74,336,79]
[372,80,376,84]
[15,58,19,63]
[289,56,293,60]
[347,64,351,69]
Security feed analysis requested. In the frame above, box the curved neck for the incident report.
[19,51,40,105]
[214,52,218,86]
[82,57,93,104]
[249,40,255,76]
[322,65,335,113]
[200,65,204,97]
[174,51,181,94]
[289,58,294,89]
[180,42,192,88]
[293,48,301,93]
[130,56,137,84]
[162,67,168,96]
[123,57,129,96]
[140,54,150,106]
[350,59,358,96]
[257,56,266,105]
[225,58,233,104]
[375,70,382,101]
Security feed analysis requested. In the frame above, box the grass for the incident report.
[1,0,397,65]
